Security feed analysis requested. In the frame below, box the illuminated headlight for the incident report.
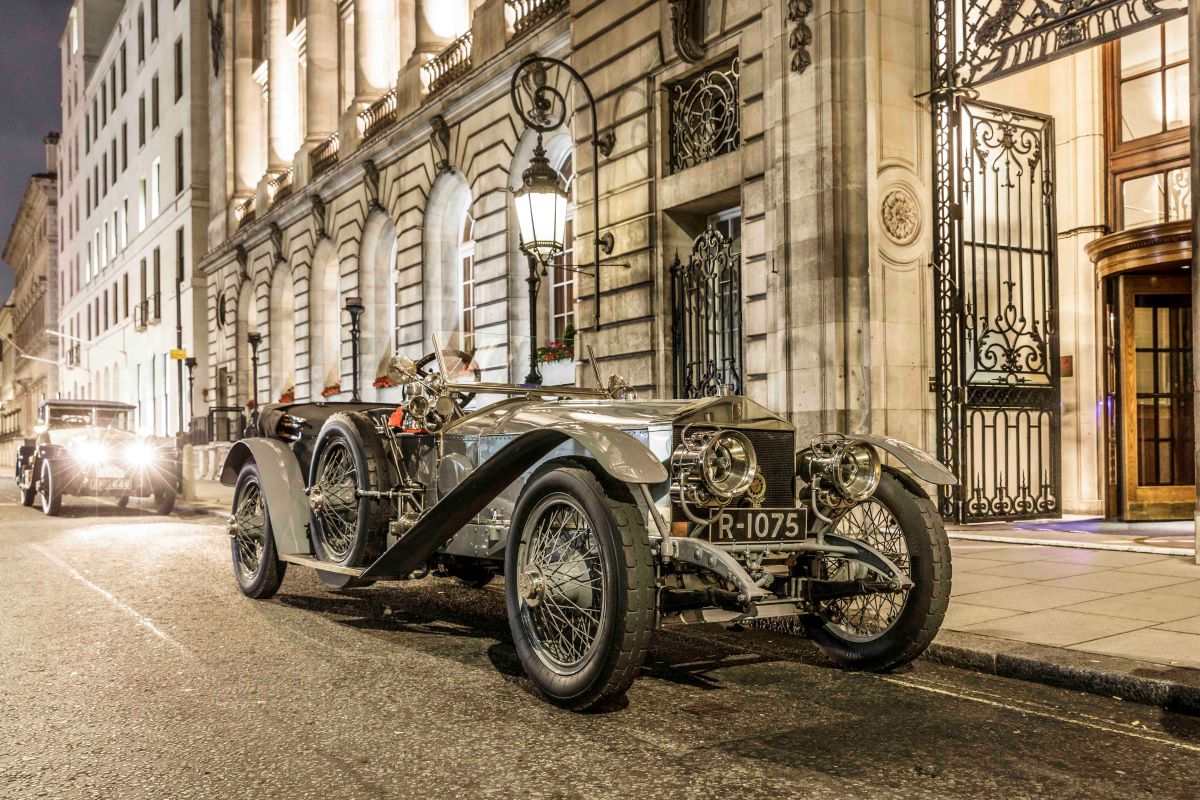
[124,441,159,466]
[672,429,758,506]
[798,440,881,502]
[71,439,109,466]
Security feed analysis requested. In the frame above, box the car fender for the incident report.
[220,438,312,556]
[545,422,669,485]
[855,434,957,485]
[363,426,666,580]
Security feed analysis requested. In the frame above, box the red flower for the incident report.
[373,375,396,389]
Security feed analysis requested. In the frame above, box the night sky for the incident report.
[0,0,75,302]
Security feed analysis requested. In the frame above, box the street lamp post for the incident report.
[246,331,262,407]
[184,356,197,431]
[523,254,543,385]
[510,55,615,340]
[345,296,365,401]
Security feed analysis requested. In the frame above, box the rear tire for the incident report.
[505,465,655,711]
[40,462,62,516]
[116,495,130,508]
[230,461,286,599]
[803,472,951,671]
[308,412,389,569]
[154,488,176,516]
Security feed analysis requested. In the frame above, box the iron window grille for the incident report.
[667,57,741,175]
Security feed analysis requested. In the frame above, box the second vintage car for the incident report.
[15,399,180,516]
[221,336,954,710]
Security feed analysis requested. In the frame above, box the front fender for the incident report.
[547,422,669,485]
[220,439,311,556]
[856,434,957,485]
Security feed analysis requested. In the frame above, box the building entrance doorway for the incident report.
[930,0,1189,523]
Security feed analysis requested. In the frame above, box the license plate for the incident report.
[100,478,132,491]
[710,508,809,543]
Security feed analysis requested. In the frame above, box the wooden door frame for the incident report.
[1118,273,1195,520]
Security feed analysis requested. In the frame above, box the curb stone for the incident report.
[927,629,1200,714]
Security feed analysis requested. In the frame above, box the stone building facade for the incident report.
[197,1,1198,524]
[56,0,212,437]
[1,135,60,461]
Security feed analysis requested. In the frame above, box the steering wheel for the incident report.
[413,349,482,413]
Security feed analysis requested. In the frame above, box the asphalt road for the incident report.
[2,485,1200,800]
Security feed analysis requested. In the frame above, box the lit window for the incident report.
[460,213,476,351]
[550,152,576,342]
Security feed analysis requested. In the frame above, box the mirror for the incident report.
[388,355,419,385]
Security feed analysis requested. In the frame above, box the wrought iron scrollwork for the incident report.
[672,226,744,398]
[430,114,453,176]
[955,0,1187,85]
[668,57,740,175]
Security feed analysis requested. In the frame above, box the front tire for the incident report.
[505,465,655,711]
[230,461,286,599]
[804,472,951,671]
[40,462,62,516]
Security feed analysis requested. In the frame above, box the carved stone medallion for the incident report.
[881,186,921,246]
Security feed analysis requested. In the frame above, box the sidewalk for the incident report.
[944,538,1200,666]
[175,479,235,518]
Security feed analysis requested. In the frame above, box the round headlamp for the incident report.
[672,428,758,506]
[125,440,159,466]
[830,441,881,501]
[702,431,757,501]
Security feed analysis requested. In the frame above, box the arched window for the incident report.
[268,264,296,402]
[309,242,341,397]
[461,212,476,351]
[359,212,401,399]
[549,151,575,341]
[423,171,473,349]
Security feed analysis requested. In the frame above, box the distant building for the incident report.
[1,133,60,459]
[57,0,210,436]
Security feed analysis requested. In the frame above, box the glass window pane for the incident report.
[1121,25,1162,77]
[1167,167,1191,222]
[1165,64,1190,131]
[1136,351,1155,393]
[1121,73,1164,140]
[1165,16,1188,65]
[1123,173,1165,228]
[1134,306,1154,348]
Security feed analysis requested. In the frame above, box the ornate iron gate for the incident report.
[930,0,1187,521]
[672,226,743,398]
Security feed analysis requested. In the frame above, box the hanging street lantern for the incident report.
[514,136,569,268]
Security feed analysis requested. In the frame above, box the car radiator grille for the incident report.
[672,427,796,511]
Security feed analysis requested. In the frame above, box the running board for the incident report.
[279,554,366,576]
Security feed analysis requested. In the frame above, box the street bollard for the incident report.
[181,443,197,501]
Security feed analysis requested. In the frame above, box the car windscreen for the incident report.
[46,407,131,430]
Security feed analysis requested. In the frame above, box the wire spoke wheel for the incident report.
[820,498,911,642]
[312,439,359,562]
[232,481,267,581]
[517,496,607,675]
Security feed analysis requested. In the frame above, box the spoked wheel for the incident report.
[506,464,654,711]
[804,472,951,671]
[40,462,62,516]
[229,461,286,599]
[308,412,387,587]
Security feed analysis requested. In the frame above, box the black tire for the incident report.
[19,463,36,507]
[505,464,655,711]
[803,472,951,671]
[307,412,389,568]
[40,462,62,516]
[116,495,130,508]
[154,488,176,516]
[230,461,286,599]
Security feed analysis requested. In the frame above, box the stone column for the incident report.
[354,0,394,103]
[414,0,455,56]
[305,0,339,142]
[267,0,301,168]
[1189,5,1199,562]
[232,0,264,193]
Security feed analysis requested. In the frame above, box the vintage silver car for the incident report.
[15,399,180,516]
[222,337,954,709]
